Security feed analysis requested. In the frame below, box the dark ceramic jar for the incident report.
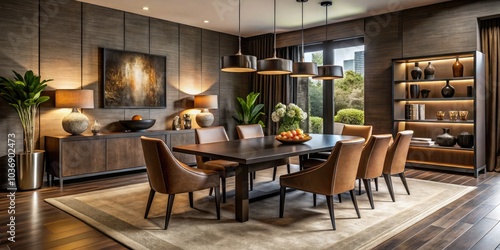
[435,128,456,147]
[441,80,455,98]
[457,132,474,148]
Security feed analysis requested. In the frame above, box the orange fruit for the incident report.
[132,115,143,120]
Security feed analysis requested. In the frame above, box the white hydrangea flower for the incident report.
[271,112,280,122]
[276,108,286,117]
[287,109,296,118]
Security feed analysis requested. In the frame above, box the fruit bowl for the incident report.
[275,134,312,144]
[119,119,156,132]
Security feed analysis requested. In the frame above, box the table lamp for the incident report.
[55,89,94,135]
[194,95,218,127]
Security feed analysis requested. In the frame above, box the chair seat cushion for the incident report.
[203,160,239,178]
[302,158,326,169]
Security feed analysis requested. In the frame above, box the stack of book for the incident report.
[405,104,426,120]
[410,137,435,146]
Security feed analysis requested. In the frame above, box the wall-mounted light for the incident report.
[55,89,94,135]
[194,95,218,127]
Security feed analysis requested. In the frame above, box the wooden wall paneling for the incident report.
[364,12,403,134]
[179,25,202,98]
[150,19,179,130]
[0,0,39,76]
[219,33,249,139]
[39,0,82,147]
[401,0,496,57]
[124,13,149,53]
[82,4,125,132]
[201,30,221,126]
[0,0,40,161]
[276,19,365,48]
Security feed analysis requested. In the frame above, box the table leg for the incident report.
[235,164,249,222]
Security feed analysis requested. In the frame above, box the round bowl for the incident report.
[119,119,156,131]
[275,134,312,144]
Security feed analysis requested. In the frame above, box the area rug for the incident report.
[46,174,474,250]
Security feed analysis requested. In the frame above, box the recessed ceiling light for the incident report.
[204,20,209,23]
[142,6,149,11]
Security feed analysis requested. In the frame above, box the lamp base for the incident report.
[196,110,214,127]
[62,108,90,135]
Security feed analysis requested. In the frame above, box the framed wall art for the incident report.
[103,48,166,108]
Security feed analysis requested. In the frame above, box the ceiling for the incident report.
[77,0,450,37]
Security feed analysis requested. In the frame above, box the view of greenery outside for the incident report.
[307,50,365,134]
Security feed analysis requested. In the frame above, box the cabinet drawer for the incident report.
[61,140,106,176]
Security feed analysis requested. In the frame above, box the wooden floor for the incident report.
[1,165,499,250]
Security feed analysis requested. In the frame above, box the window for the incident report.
[301,38,365,134]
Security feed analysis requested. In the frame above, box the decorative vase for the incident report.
[452,57,464,77]
[409,84,420,99]
[411,62,422,80]
[424,62,435,79]
[183,114,191,129]
[441,80,455,98]
[420,89,431,98]
[435,128,456,147]
[457,132,474,148]
[15,150,45,190]
[278,122,300,134]
[91,120,101,135]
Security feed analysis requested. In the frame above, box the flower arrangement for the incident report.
[271,102,307,133]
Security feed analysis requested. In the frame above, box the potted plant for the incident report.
[0,70,51,190]
[232,92,265,127]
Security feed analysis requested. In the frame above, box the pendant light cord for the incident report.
[237,0,242,55]
[273,0,277,58]
[324,3,328,41]
[300,1,304,62]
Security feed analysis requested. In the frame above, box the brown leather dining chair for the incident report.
[140,136,221,230]
[195,126,240,203]
[355,134,392,209]
[383,130,414,202]
[236,124,291,181]
[304,124,373,165]
[279,138,365,230]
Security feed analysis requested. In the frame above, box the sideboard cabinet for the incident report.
[45,130,196,187]
[392,51,486,177]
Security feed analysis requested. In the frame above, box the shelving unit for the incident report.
[392,51,486,177]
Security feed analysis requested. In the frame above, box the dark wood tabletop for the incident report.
[173,133,362,222]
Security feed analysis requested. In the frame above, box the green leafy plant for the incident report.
[0,70,52,153]
[334,108,364,125]
[233,92,265,127]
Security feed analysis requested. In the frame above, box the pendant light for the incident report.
[220,0,257,72]
[290,0,317,78]
[313,1,343,80]
[257,0,292,75]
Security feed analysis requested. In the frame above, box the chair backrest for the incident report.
[195,126,230,166]
[141,136,191,194]
[195,126,230,144]
[383,130,414,175]
[356,134,393,179]
[236,124,264,139]
[341,124,373,145]
[332,138,365,194]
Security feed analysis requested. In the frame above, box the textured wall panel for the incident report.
[201,30,220,125]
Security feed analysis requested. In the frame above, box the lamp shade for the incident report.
[313,65,344,80]
[257,57,293,75]
[194,95,218,109]
[291,61,318,77]
[221,54,257,72]
[55,89,94,108]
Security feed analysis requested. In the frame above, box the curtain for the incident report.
[244,34,299,135]
[480,18,500,172]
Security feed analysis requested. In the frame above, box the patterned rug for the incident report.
[46,173,474,250]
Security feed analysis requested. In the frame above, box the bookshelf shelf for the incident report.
[392,51,486,177]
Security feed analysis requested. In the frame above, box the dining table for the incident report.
[173,133,361,222]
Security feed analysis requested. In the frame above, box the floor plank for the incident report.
[1,163,499,249]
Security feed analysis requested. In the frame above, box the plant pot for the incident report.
[15,150,45,190]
